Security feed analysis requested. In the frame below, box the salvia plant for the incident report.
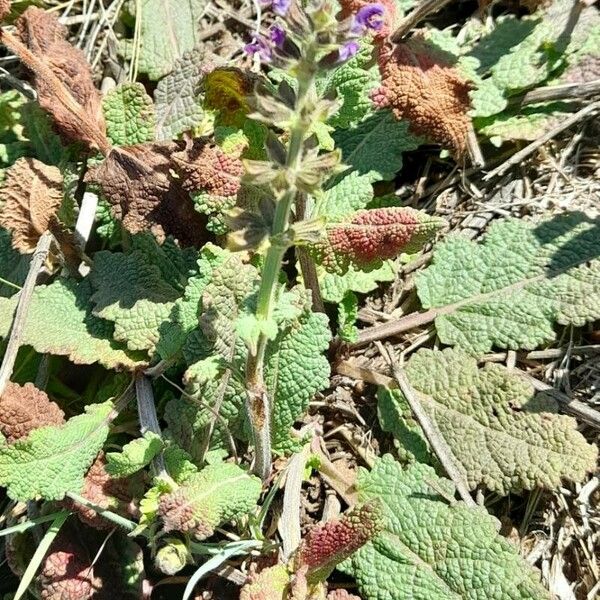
[0,0,598,597]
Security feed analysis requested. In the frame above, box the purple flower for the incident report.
[272,0,291,16]
[269,23,286,48]
[338,40,360,62]
[351,4,385,34]
[244,35,272,62]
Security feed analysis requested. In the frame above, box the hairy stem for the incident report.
[246,72,315,481]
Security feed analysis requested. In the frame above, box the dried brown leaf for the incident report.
[0,382,65,443]
[85,142,208,247]
[0,157,63,253]
[374,38,472,156]
[0,7,109,153]
[0,0,11,21]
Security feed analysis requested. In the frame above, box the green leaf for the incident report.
[342,455,550,600]
[333,110,421,183]
[469,78,507,118]
[317,171,374,221]
[0,279,145,370]
[0,402,114,501]
[380,348,597,494]
[416,213,600,355]
[105,432,164,477]
[154,48,208,140]
[320,41,380,129]
[337,292,359,343]
[126,0,209,80]
[90,249,183,354]
[475,102,569,143]
[0,228,28,297]
[318,260,396,304]
[103,83,155,146]
[157,462,262,540]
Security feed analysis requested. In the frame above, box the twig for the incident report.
[390,0,453,42]
[337,360,600,429]
[378,343,476,507]
[311,439,358,506]
[466,122,485,168]
[483,101,600,181]
[135,374,168,478]
[511,79,600,107]
[354,307,437,346]
[74,192,98,251]
[0,232,53,397]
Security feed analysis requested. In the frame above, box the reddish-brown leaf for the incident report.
[63,452,134,530]
[0,7,108,153]
[0,0,11,21]
[374,38,472,156]
[0,382,65,443]
[0,157,63,253]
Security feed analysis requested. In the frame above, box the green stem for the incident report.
[246,69,315,481]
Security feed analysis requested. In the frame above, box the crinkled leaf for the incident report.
[126,0,210,80]
[105,432,163,477]
[157,462,262,540]
[0,228,28,297]
[103,82,155,146]
[469,78,507,118]
[90,249,183,354]
[317,171,374,221]
[154,48,214,140]
[337,292,359,343]
[416,213,600,355]
[381,348,597,494]
[342,455,550,599]
[0,157,63,253]
[0,278,145,369]
[333,110,421,183]
[0,401,113,501]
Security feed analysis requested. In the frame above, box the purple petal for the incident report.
[269,23,286,48]
[352,3,385,33]
[244,35,272,62]
[272,0,291,16]
[338,40,360,62]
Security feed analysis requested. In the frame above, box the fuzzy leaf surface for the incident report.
[0,279,144,370]
[341,455,550,600]
[0,401,113,501]
[103,83,155,146]
[416,213,600,355]
[381,348,597,494]
[128,0,209,80]
[105,432,163,477]
[333,110,420,182]
[157,462,261,540]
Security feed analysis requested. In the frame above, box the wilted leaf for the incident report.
[380,348,598,494]
[2,7,109,152]
[373,37,472,156]
[340,455,550,600]
[416,213,600,355]
[0,157,63,253]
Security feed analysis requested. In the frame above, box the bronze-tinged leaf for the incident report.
[374,38,472,156]
[0,7,109,153]
[63,452,134,530]
[0,0,11,21]
[0,382,65,443]
[0,157,63,253]
[85,142,208,247]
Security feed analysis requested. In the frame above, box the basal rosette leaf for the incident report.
[105,431,163,477]
[308,207,444,275]
[157,462,261,540]
[0,278,145,370]
[0,401,113,501]
[416,213,600,355]
[379,348,597,494]
[341,455,550,600]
